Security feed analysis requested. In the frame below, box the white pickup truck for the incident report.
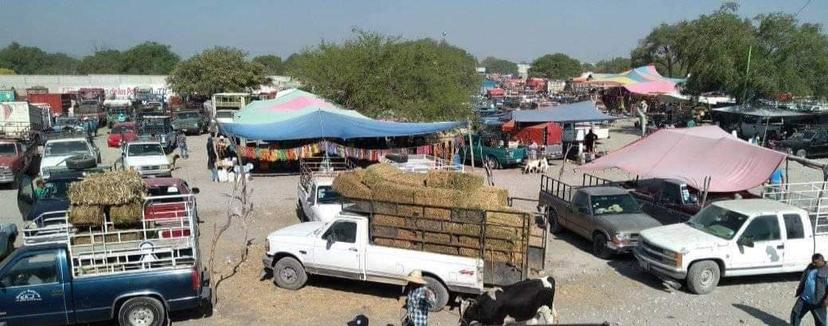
[635,195,828,294]
[263,212,483,311]
[297,158,355,223]
[122,141,173,177]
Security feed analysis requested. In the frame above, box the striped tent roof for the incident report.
[233,88,368,124]
[576,65,685,95]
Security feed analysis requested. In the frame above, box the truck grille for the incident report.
[0,168,12,178]
[639,239,676,266]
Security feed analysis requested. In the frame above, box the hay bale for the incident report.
[451,209,484,224]
[373,214,407,228]
[332,172,372,200]
[455,236,482,249]
[425,171,484,192]
[397,204,423,217]
[67,170,145,206]
[352,168,366,181]
[110,200,143,226]
[423,207,451,220]
[459,248,480,257]
[364,163,402,188]
[488,239,516,251]
[371,182,417,204]
[445,223,480,236]
[372,225,400,239]
[464,187,509,210]
[398,229,419,241]
[486,209,527,227]
[413,188,463,208]
[415,219,443,232]
[372,202,398,215]
[69,205,104,226]
[485,226,520,240]
[374,238,414,249]
[424,244,458,256]
[423,232,451,244]
[389,172,427,188]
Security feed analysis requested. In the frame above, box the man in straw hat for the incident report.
[403,270,435,326]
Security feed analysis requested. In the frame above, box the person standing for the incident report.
[636,100,648,136]
[791,254,828,326]
[177,131,188,159]
[584,129,598,153]
[403,270,435,326]
[207,134,218,182]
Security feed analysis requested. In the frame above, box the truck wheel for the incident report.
[686,260,720,295]
[796,149,807,158]
[484,155,500,169]
[592,233,612,259]
[423,276,449,312]
[547,208,562,234]
[273,257,307,290]
[117,296,166,326]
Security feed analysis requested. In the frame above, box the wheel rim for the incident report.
[128,306,155,326]
[281,267,297,283]
[699,268,714,287]
[485,157,496,168]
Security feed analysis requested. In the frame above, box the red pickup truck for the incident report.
[0,138,36,185]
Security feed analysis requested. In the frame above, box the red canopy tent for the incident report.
[502,120,563,146]
[487,88,506,98]
[581,126,786,192]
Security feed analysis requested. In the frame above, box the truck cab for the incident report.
[40,137,101,176]
[297,158,353,223]
[121,141,173,177]
[138,116,176,152]
[0,139,35,185]
[461,134,526,169]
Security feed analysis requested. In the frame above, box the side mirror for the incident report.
[738,237,755,248]
[326,235,335,247]
[191,187,200,195]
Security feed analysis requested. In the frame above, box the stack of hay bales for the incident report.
[332,163,527,264]
[67,170,146,227]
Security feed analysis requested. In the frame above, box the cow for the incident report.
[522,159,549,174]
[460,276,557,326]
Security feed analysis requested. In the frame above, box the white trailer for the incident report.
[0,101,45,140]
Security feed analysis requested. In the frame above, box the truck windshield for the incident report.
[39,179,72,200]
[316,186,341,204]
[45,141,88,156]
[216,111,235,119]
[591,194,642,215]
[0,143,16,155]
[128,144,164,157]
[686,205,749,240]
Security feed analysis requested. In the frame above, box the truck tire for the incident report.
[66,154,97,170]
[273,257,307,290]
[484,155,500,169]
[686,260,720,295]
[423,276,449,312]
[117,296,166,326]
[796,149,807,158]
[592,233,612,259]
[547,208,562,234]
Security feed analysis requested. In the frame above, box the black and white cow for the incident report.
[460,276,557,325]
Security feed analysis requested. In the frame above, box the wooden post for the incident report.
[468,120,475,171]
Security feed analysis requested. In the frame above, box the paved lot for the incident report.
[1,120,825,325]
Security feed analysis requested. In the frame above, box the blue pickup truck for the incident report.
[0,194,210,326]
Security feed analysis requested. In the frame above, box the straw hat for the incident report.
[406,270,427,285]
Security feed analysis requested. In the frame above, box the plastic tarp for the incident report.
[220,110,464,141]
[512,101,617,123]
[712,105,806,118]
[512,122,563,145]
[580,126,786,192]
[578,65,685,95]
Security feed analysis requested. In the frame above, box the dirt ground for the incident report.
[1,119,825,326]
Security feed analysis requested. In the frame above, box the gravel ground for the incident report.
[1,120,825,326]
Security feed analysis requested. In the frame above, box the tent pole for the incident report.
[468,120,475,171]
[700,176,710,207]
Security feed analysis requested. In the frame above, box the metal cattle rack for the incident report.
[379,154,464,173]
[299,156,355,189]
[22,194,199,278]
[763,181,828,235]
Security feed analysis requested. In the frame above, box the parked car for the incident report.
[538,175,661,258]
[460,134,526,169]
[0,223,17,260]
[107,123,138,148]
[52,116,85,133]
[40,137,100,176]
[171,110,208,135]
[139,116,176,152]
[777,129,828,158]
[635,197,828,294]
[105,102,132,128]
[121,141,173,177]
[0,138,37,185]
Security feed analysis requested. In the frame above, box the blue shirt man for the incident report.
[791,254,828,326]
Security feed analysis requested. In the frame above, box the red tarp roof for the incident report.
[581,126,786,192]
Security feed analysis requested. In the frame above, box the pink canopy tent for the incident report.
[580,126,786,192]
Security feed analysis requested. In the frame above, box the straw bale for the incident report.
[372,202,398,215]
[352,168,366,181]
[530,225,545,237]
[485,226,520,240]
[455,236,482,249]
[459,248,480,258]
[398,229,419,241]
[389,173,427,188]
[110,201,143,226]
[486,250,513,263]
[67,170,145,206]
[371,182,417,204]
[373,214,407,228]
[451,209,484,224]
[445,223,480,236]
[374,238,414,249]
[332,172,372,200]
[397,204,423,217]
[423,207,451,221]
[488,239,517,251]
[529,236,544,248]
[413,188,462,208]
[466,187,509,210]
[363,163,402,188]
[486,209,527,227]
[423,232,451,244]
[424,244,458,256]
[415,219,443,232]
[372,225,400,239]
[425,171,484,192]
[69,205,104,226]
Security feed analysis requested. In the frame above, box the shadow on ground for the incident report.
[732,303,788,326]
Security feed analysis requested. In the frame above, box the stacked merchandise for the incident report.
[333,163,528,264]
[67,170,146,229]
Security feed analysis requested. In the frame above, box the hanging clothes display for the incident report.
[240,139,457,162]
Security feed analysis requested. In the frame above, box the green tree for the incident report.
[252,55,285,75]
[0,42,79,74]
[630,23,686,78]
[480,56,518,75]
[289,31,480,121]
[167,47,270,97]
[77,49,123,74]
[528,53,582,79]
[120,42,179,74]
[593,57,632,73]
[0,68,15,75]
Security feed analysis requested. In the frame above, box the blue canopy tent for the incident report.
[220,110,464,141]
[511,101,617,123]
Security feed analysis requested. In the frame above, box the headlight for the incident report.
[160,164,171,170]
[674,252,683,268]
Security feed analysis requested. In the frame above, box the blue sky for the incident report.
[0,0,825,63]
